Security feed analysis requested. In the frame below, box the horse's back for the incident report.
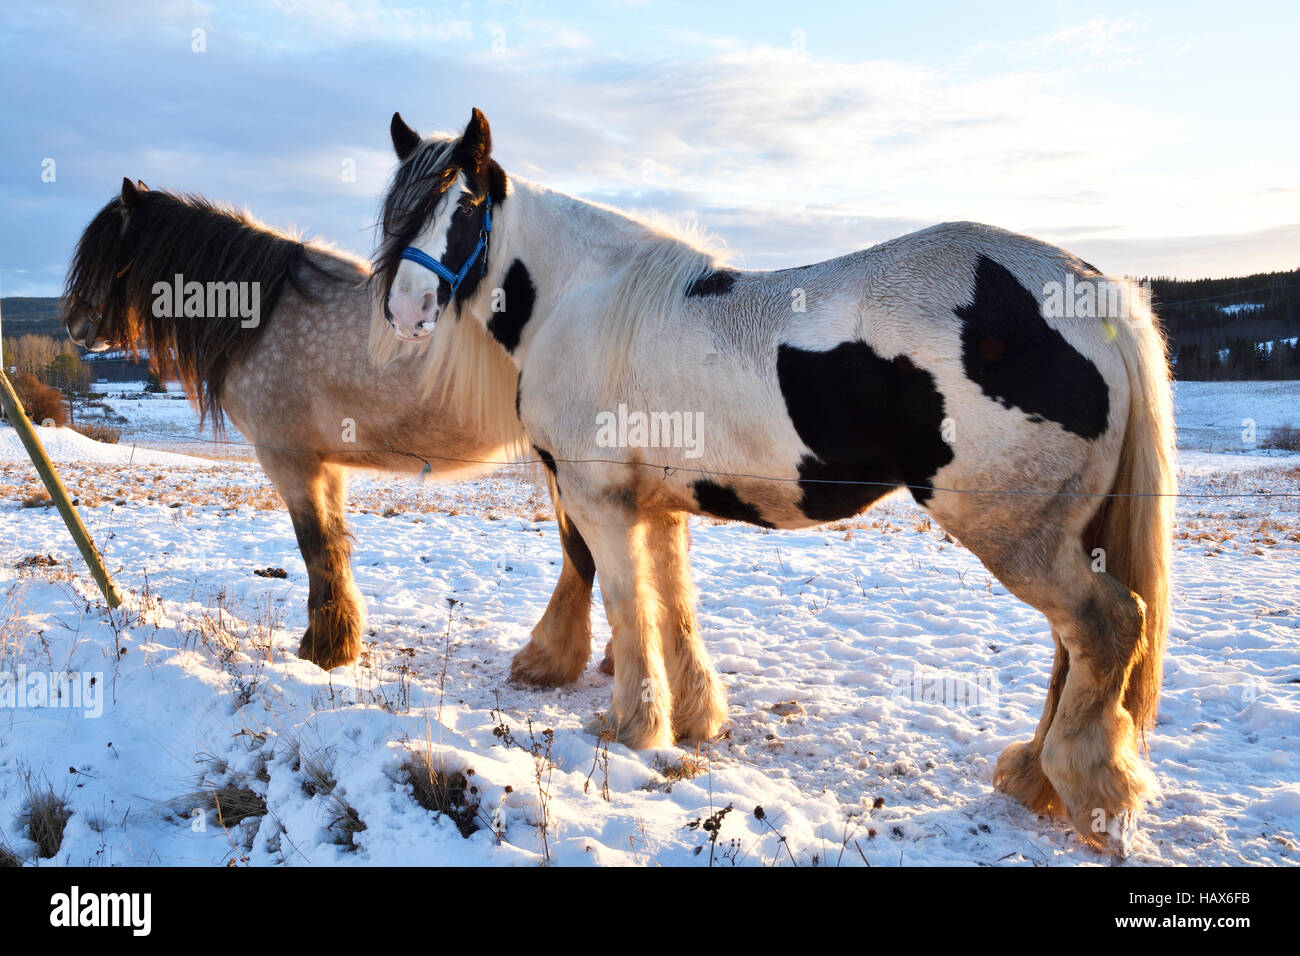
[701,221,1138,525]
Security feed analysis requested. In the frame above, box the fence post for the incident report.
[0,302,123,608]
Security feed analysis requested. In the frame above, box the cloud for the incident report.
[1029,17,1146,58]
[0,3,1296,296]
[1061,223,1300,281]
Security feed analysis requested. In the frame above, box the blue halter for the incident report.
[400,195,492,301]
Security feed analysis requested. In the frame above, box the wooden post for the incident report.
[0,303,122,608]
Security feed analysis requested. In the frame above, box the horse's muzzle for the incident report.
[65,314,110,351]
[386,290,439,340]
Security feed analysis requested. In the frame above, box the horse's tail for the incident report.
[1084,284,1176,744]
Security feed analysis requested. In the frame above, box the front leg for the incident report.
[264,457,364,671]
[644,513,727,743]
[567,497,674,749]
[510,473,596,685]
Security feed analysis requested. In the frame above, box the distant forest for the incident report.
[5,265,1300,381]
[1146,268,1300,381]
[1,296,64,337]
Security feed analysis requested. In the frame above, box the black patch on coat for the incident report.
[488,259,536,352]
[429,194,492,311]
[776,343,955,515]
[534,445,557,475]
[557,510,596,584]
[514,371,523,420]
[685,270,737,297]
[692,480,774,528]
[957,255,1109,440]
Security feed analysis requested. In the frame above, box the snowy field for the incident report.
[1,381,1297,866]
[1173,380,1299,453]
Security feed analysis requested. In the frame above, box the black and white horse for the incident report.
[373,109,1176,850]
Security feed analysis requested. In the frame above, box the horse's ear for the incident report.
[391,112,421,161]
[136,179,149,191]
[454,107,492,173]
[120,177,141,210]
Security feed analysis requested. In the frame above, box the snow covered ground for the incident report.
[1173,379,1299,453]
[0,381,1297,866]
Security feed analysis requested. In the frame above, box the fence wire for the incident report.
[57,425,1300,502]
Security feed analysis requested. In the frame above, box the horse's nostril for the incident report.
[420,292,436,316]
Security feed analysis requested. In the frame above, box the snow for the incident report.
[1218,302,1265,315]
[1172,380,1299,453]
[0,423,211,468]
[90,382,252,460]
[0,382,1297,866]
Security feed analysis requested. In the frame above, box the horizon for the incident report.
[2,0,1298,296]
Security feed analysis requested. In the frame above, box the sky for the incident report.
[1,0,1298,297]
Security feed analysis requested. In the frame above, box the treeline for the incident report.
[1144,268,1300,380]
[0,332,94,428]
[0,332,159,441]
[3,332,90,391]
[0,296,65,336]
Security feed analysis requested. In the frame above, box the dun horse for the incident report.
[374,110,1176,850]
[62,179,595,671]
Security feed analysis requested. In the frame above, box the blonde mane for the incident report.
[368,297,527,461]
[546,198,734,384]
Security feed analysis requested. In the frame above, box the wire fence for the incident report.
[58,425,1300,502]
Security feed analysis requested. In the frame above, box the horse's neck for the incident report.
[494,179,641,283]
[481,177,705,357]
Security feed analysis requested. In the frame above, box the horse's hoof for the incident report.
[993,739,1062,817]
[298,628,358,671]
[509,640,584,687]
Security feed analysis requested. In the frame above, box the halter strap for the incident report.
[400,195,492,300]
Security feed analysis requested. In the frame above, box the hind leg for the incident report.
[261,454,364,670]
[511,476,597,686]
[994,630,1067,817]
[1038,565,1155,845]
[992,542,1154,846]
[644,513,727,743]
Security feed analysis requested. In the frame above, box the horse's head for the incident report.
[374,108,503,340]
[62,177,148,352]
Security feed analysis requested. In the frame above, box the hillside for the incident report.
[0,295,64,336]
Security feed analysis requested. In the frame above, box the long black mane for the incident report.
[63,189,341,425]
